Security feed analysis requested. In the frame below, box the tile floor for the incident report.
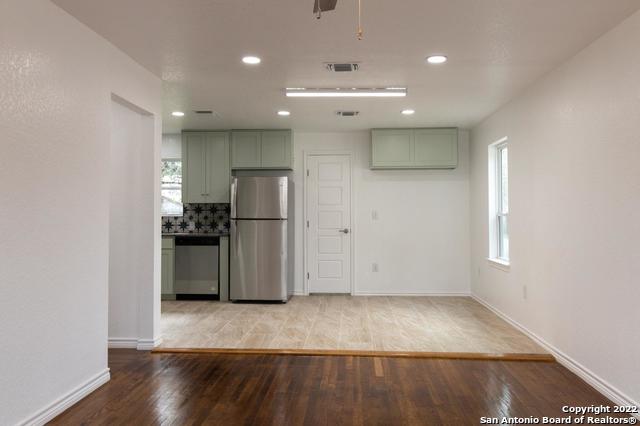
[160,295,546,354]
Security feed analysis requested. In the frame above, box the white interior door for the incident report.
[306,154,352,294]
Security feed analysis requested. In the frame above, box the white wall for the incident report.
[109,99,156,347]
[470,10,640,407]
[162,133,181,159]
[0,1,162,424]
[293,131,470,295]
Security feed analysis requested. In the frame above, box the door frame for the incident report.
[303,150,355,296]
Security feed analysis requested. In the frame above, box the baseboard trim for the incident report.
[18,369,110,426]
[291,291,471,297]
[136,337,163,351]
[108,337,163,350]
[108,337,138,349]
[472,293,640,417]
[353,291,471,297]
[152,347,554,362]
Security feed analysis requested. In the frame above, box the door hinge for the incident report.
[307,272,310,279]
[306,169,309,177]
[306,220,309,228]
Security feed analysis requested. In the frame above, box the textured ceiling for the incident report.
[52,0,640,132]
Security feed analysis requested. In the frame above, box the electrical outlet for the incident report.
[523,285,528,300]
[372,262,379,272]
[371,210,379,220]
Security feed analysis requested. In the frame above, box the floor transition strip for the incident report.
[151,347,556,362]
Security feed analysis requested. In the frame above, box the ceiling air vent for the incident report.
[325,63,360,72]
[336,111,360,117]
[193,110,221,119]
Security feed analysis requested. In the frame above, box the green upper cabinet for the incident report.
[230,131,261,169]
[182,131,230,203]
[261,131,292,168]
[413,129,458,168]
[371,128,458,169]
[231,130,292,170]
[371,129,413,167]
[183,132,208,203]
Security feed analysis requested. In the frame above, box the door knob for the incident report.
[339,228,350,234]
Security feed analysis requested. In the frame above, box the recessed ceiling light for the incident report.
[277,110,291,116]
[286,88,406,98]
[401,109,415,115]
[242,56,261,65]
[171,111,185,117]
[426,55,447,64]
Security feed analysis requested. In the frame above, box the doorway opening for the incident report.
[108,95,158,350]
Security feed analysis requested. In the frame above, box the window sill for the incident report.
[487,258,510,271]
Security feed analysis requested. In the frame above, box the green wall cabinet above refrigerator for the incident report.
[231,130,292,170]
[371,128,458,169]
[182,131,230,203]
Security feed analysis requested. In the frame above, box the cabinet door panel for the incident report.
[183,133,208,203]
[371,130,413,168]
[261,131,292,169]
[161,247,174,295]
[231,132,261,169]
[206,133,230,202]
[414,129,458,168]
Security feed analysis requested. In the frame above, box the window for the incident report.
[489,139,509,265]
[161,159,183,216]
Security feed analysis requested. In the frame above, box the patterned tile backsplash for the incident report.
[162,203,230,234]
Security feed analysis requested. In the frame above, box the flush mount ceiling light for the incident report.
[277,110,291,116]
[171,111,185,117]
[285,87,407,98]
[426,55,447,64]
[401,109,415,115]
[242,56,261,65]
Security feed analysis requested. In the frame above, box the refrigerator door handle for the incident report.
[234,221,239,256]
[230,178,237,218]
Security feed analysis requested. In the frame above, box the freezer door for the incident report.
[231,177,287,219]
[230,219,288,301]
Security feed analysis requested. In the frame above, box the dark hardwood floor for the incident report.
[49,349,629,425]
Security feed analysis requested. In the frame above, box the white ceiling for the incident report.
[52,0,640,133]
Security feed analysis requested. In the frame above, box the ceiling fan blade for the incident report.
[313,0,338,14]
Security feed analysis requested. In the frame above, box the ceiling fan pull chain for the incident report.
[357,0,363,40]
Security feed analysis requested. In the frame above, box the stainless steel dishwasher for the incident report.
[174,236,219,300]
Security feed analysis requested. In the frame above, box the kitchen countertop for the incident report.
[162,233,229,237]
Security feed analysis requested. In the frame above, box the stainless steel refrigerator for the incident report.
[230,176,294,302]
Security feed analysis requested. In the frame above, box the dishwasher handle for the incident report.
[174,236,220,246]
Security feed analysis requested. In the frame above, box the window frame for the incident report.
[488,138,510,269]
[495,142,509,261]
[161,157,183,217]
